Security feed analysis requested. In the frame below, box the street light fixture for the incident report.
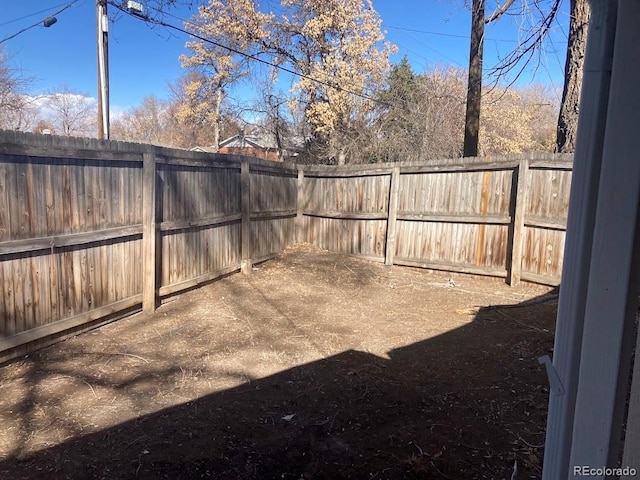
[43,17,58,28]
[0,14,59,45]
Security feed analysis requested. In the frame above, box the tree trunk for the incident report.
[463,0,485,157]
[212,86,222,152]
[556,0,590,153]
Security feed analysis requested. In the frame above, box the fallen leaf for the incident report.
[455,307,479,315]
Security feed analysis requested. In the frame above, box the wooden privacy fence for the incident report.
[298,153,573,286]
[0,131,297,363]
[0,131,573,362]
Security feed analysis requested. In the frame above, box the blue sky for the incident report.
[1,0,569,112]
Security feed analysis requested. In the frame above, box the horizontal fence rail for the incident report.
[0,130,573,362]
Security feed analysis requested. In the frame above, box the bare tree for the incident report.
[32,119,56,135]
[111,95,170,145]
[241,85,293,161]
[419,68,468,160]
[45,85,97,137]
[165,71,243,149]
[373,63,467,163]
[483,0,589,153]
[0,48,36,131]
[2,97,39,132]
[369,63,556,163]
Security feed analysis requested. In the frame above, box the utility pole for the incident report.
[97,0,109,139]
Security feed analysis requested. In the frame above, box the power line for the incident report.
[0,0,79,43]
[391,26,466,68]
[385,23,518,43]
[0,1,84,27]
[140,3,456,90]
[106,0,390,106]
[0,1,79,45]
[390,43,433,72]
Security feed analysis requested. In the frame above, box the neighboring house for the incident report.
[219,133,281,161]
[191,131,303,162]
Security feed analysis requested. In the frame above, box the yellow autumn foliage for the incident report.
[480,86,557,155]
[181,0,395,161]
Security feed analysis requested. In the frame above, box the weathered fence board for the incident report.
[520,226,567,283]
[303,174,390,213]
[397,169,513,216]
[301,216,387,260]
[251,217,296,263]
[159,164,241,221]
[156,161,243,292]
[385,167,400,266]
[251,169,298,212]
[300,173,390,260]
[159,223,241,290]
[519,166,572,283]
[526,167,572,220]
[0,145,145,357]
[394,221,509,270]
[249,169,297,262]
[0,157,142,241]
[0,238,143,334]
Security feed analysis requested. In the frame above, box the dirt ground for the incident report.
[0,244,558,479]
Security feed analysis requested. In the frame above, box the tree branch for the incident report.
[487,0,562,85]
[485,0,517,24]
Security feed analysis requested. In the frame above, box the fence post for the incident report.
[241,160,252,274]
[385,167,400,266]
[142,146,158,312]
[296,168,305,244]
[509,157,529,285]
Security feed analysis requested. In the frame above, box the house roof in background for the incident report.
[191,129,305,155]
[220,134,275,150]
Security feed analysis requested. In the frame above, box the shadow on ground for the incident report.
[0,285,558,480]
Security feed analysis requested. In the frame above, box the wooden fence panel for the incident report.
[0,157,142,241]
[251,217,296,262]
[301,174,390,259]
[0,134,295,361]
[157,162,242,293]
[393,221,509,273]
[0,153,143,342]
[520,227,566,285]
[519,166,572,284]
[303,174,390,214]
[393,169,512,275]
[159,223,241,293]
[250,169,297,212]
[301,216,387,260]
[397,169,513,216]
[249,169,297,261]
[301,157,572,283]
[0,131,574,362]
[526,167,572,221]
[159,164,240,221]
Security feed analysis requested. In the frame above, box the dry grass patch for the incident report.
[0,244,556,479]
